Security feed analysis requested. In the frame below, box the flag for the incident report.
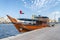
[20,10,24,14]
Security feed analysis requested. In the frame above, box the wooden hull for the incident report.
[7,15,48,33]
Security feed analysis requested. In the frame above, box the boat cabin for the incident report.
[18,16,49,26]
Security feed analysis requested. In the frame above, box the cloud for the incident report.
[31,0,33,3]
[58,0,60,1]
[48,11,60,21]
[22,0,25,2]
[22,0,60,13]
[52,11,60,15]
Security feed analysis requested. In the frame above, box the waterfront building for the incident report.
[58,18,60,22]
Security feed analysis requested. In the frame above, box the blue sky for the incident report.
[0,0,60,20]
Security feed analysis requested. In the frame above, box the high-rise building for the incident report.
[58,18,60,22]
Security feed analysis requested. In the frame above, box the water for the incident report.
[0,24,20,39]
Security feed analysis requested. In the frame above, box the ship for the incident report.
[7,15,49,33]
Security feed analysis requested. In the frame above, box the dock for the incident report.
[1,23,60,40]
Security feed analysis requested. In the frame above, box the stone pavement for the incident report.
[0,23,60,40]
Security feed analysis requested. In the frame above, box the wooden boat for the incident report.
[7,15,49,33]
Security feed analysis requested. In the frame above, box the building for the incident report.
[0,17,11,24]
[58,18,60,22]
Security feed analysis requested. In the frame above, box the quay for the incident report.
[0,23,60,40]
